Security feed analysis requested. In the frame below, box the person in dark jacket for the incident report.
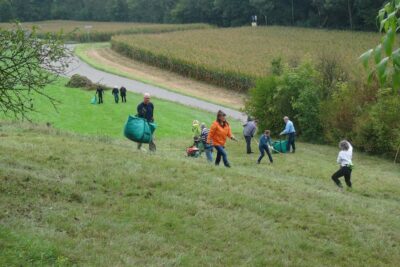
[243,119,258,154]
[137,93,156,151]
[112,86,119,104]
[96,86,104,104]
[257,130,273,164]
[120,86,127,103]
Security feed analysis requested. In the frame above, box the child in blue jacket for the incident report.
[257,130,273,164]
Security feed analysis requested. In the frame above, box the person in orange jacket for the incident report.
[207,110,237,168]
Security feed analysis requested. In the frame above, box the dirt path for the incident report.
[65,46,247,122]
[85,47,246,109]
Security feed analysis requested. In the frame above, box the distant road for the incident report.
[64,51,247,122]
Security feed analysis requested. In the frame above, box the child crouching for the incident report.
[257,130,273,164]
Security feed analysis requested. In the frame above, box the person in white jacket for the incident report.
[331,140,353,189]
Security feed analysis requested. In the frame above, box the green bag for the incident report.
[124,116,157,144]
[272,140,288,153]
[91,96,97,105]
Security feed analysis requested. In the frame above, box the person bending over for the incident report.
[257,130,273,164]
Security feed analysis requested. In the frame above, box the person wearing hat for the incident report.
[137,93,156,151]
[112,86,119,104]
[207,110,237,168]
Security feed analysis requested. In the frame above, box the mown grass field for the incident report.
[1,120,399,266]
[1,77,400,266]
[0,78,241,139]
[111,26,382,91]
[0,20,211,42]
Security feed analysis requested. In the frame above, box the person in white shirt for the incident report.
[331,140,353,189]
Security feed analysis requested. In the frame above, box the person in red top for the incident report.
[207,110,237,168]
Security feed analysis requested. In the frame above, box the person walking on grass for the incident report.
[137,93,156,152]
[96,86,104,104]
[332,140,353,190]
[112,86,119,104]
[207,110,237,168]
[280,116,296,153]
[243,119,258,154]
[120,86,127,103]
[257,130,273,164]
[201,123,213,163]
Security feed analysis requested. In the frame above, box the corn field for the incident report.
[112,26,383,92]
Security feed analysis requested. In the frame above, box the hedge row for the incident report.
[38,24,212,43]
[111,39,255,92]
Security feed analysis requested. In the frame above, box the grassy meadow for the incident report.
[0,20,211,42]
[0,78,241,139]
[1,77,400,266]
[111,26,382,91]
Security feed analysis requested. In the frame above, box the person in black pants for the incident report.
[120,86,127,103]
[96,87,104,104]
[243,119,257,154]
[332,140,354,189]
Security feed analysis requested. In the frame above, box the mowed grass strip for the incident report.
[0,20,212,42]
[111,26,382,91]
[0,122,399,266]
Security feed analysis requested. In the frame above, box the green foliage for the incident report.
[360,0,400,93]
[354,92,400,156]
[66,74,95,90]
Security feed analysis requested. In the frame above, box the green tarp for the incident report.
[124,116,157,144]
[272,140,288,153]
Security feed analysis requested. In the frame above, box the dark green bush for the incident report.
[66,74,94,89]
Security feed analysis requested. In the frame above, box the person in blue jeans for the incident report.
[201,123,213,162]
[112,86,119,104]
[257,130,273,164]
[280,116,296,153]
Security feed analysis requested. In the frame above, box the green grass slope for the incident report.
[13,78,241,139]
[1,122,399,266]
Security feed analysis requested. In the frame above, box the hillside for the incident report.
[1,122,399,266]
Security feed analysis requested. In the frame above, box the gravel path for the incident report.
[65,53,247,122]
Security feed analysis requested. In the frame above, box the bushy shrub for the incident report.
[66,74,93,89]
[354,92,400,157]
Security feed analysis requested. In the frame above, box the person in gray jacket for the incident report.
[243,119,258,154]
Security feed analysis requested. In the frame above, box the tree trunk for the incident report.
[291,0,294,25]
[347,0,353,29]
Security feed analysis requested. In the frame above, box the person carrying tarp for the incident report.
[96,86,104,104]
[137,93,156,151]
[120,86,127,103]
[280,116,296,153]
[112,86,119,104]
[243,119,258,154]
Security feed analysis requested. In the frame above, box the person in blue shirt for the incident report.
[280,116,296,153]
[257,130,273,164]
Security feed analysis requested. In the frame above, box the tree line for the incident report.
[0,0,386,31]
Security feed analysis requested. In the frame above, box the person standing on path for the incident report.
[137,93,156,152]
[243,119,258,154]
[207,110,237,168]
[201,123,213,163]
[257,130,273,164]
[280,116,296,153]
[332,140,353,189]
[112,86,119,104]
[120,86,127,103]
[96,86,104,104]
